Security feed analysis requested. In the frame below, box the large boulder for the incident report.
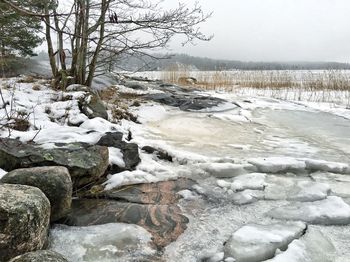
[1,166,72,222]
[0,184,50,261]
[9,250,68,262]
[66,84,108,120]
[0,138,109,189]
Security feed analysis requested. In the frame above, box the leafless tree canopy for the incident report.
[1,0,212,88]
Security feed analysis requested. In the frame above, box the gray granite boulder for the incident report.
[1,166,72,222]
[9,250,68,262]
[0,184,50,261]
[0,138,109,189]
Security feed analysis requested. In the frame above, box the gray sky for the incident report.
[166,0,350,62]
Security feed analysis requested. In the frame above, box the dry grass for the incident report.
[160,69,350,91]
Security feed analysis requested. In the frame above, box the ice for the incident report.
[230,173,266,191]
[200,163,256,178]
[224,222,306,262]
[49,223,155,262]
[305,159,350,174]
[137,105,168,123]
[248,157,306,173]
[266,228,336,262]
[311,172,350,198]
[108,147,125,168]
[232,189,265,205]
[268,196,350,225]
[287,181,330,202]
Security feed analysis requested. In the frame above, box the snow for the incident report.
[232,189,265,205]
[108,147,125,168]
[304,159,350,174]
[268,196,350,225]
[224,222,306,262]
[230,173,267,191]
[49,223,155,262]
[103,170,156,190]
[0,168,7,179]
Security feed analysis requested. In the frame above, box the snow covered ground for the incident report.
[1,75,350,261]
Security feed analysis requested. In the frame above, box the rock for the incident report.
[97,132,140,171]
[123,81,148,90]
[0,138,109,189]
[268,196,350,225]
[142,146,173,162]
[224,222,307,262]
[67,84,108,120]
[49,223,156,262]
[9,250,68,262]
[0,184,50,261]
[62,199,189,248]
[1,166,72,222]
[145,92,226,111]
[178,76,197,85]
[86,178,195,204]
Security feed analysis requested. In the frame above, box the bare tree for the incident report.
[1,0,212,89]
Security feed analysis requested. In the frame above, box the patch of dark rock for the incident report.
[145,93,226,111]
[97,132,141,171]
[0,138,109,189]
[85,178,195,204]
[142,146,173,162]
[123,81,148,90]
[62,199,189,249]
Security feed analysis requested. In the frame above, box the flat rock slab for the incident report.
[0,184,50,261]
[0,138,109,188]
[224,221,307,262]
[268,196,350,225]
[62,199,189,248]
[9,250,68,262]
[88,178,195,204]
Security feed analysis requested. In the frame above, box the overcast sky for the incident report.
[166,0,350,62]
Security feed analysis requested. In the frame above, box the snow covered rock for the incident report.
[0,138,109,189]
[268,196,350,225]
[224,221,307,262]
[9,250,68,262]
[0,184,50,261]
[66,84,108,120]
[49,223,155,262]
[97,132,141,171]
[1,166,72,222]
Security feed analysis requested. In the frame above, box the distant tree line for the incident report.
[115,53,350,71]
